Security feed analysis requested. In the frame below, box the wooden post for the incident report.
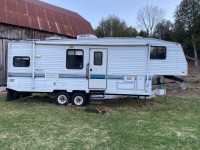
[2,39,6,84]
[0,39,2,84]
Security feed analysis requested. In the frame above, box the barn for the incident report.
[0,0,95,84]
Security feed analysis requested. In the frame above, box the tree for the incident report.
[95,15,137,37]
[136,5,165,37]
[174,0,200,70]
[153,20,173,41]
[125,26,138,37]
[138,30,148,37]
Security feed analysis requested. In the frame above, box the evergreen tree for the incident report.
[174,0,200,69]
[95,15,137,37]
[153,20,173,41]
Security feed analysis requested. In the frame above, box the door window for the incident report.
[94,52,103,65]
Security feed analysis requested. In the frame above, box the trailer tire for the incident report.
[14,93,21,100]
[6,89,14,101]
[71,92,87,106]
[55,92,70,106]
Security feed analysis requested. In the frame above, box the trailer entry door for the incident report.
[89,49,107,89]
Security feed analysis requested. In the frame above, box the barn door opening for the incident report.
[89,49,107,89]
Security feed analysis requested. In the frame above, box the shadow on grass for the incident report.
[14,93,164,109]
[16,94,54,104]
[100,97,164,108]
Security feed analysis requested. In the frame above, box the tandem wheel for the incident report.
[55,92,70,106]
[71,92,87,106]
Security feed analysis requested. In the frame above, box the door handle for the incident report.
[90,69,92,71]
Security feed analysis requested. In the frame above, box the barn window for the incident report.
[13,57,30,67]
[94,52,103,65]
[66,49,83,69]
[150,46,166,59]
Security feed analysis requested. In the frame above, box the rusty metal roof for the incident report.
[0,0,95,38]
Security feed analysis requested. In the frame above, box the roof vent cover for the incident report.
[77,34,97,40]
[45,37,62,40]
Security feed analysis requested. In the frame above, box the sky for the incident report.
[41,0,182,30]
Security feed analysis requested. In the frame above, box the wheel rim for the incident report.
[74,96,84,105]
[57,95,68,104]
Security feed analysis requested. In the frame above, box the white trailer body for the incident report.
[6,37,188,105]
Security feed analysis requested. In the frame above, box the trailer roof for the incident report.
[35,37,180,47]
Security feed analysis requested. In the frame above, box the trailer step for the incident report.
[89,90,105,98]
[89,90,105,95]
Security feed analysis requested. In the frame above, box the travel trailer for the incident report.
[6,35,188,106]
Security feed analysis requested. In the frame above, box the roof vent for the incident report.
[136,36,143,39]
[45,37,62,40]
[77,34,97,40]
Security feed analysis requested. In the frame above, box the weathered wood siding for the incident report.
[0,23,69,84]
[0,39,9,84]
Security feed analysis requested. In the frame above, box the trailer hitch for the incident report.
[163,76,186,90]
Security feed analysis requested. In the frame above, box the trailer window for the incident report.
[150,46,166,59]
[94,52,103,65]
[13,57,30,67]
[67,49,83,69]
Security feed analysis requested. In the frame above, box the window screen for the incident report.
[66,49,83,69]
[150,46,166,59]
[13,56,30,67]
[94,52,103,65]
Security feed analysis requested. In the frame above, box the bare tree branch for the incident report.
[137,5,165,37]
[186,55,196,60]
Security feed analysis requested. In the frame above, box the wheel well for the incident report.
[53,90,67,94]
[72,90,87,95]
[53,90,88,98]
[74,91,88,99]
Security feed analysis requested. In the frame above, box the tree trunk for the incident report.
[192,41,199,72]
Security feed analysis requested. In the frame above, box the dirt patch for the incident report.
[17,94,54,104]
[0,87,6,93]
[164,60,200,99]
[7,110,21,115]
[94,98,164,109]
[145,99,164,108]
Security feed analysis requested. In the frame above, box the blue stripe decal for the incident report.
[107,78,123,80]
[59,74,86,79]
[10,76,32,78]
[8,73,124,80]
[90,74,106,79]
[59,77,86,79]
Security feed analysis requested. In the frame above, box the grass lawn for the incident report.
[0,94,199,150]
